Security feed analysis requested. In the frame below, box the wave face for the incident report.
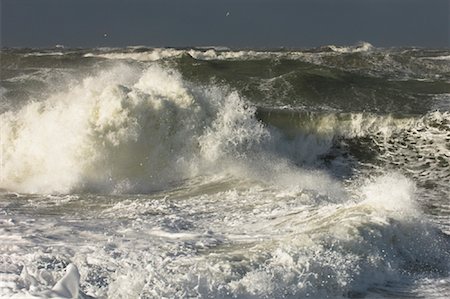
[1,46,450,298]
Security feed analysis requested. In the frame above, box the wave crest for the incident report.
[1,64,272,194]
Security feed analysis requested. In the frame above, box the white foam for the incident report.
[360,173,418,216]
[422,55,450,61]
[24,52,65,57]
[327,42,374,54]
[84,48,185,61]
[2,173,449,298]
[40,264,81,298]
[84,48,273,61]
[82,43,376,63]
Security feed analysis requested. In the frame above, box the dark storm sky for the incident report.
[1,0,449,48]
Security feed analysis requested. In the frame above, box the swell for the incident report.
[3,47,450,115]
[175,56,450,114]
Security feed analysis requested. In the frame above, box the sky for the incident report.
[1,0,449,48]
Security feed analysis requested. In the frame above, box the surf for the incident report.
[1,46,450,298]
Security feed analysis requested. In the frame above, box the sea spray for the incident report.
[1,64,266,193]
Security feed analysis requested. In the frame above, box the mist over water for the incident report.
[1,44,450,298]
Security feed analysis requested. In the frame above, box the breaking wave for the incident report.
[2,63,450,196]
[0,64,266,193]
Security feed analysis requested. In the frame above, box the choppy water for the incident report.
[1,43,450,298]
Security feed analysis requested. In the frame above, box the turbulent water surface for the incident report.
[1,43,450,298]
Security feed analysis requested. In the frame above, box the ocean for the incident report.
[1,43,450,298]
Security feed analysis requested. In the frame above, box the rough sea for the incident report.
[1,43,450,298]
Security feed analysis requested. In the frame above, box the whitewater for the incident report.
[1,44,450,298]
